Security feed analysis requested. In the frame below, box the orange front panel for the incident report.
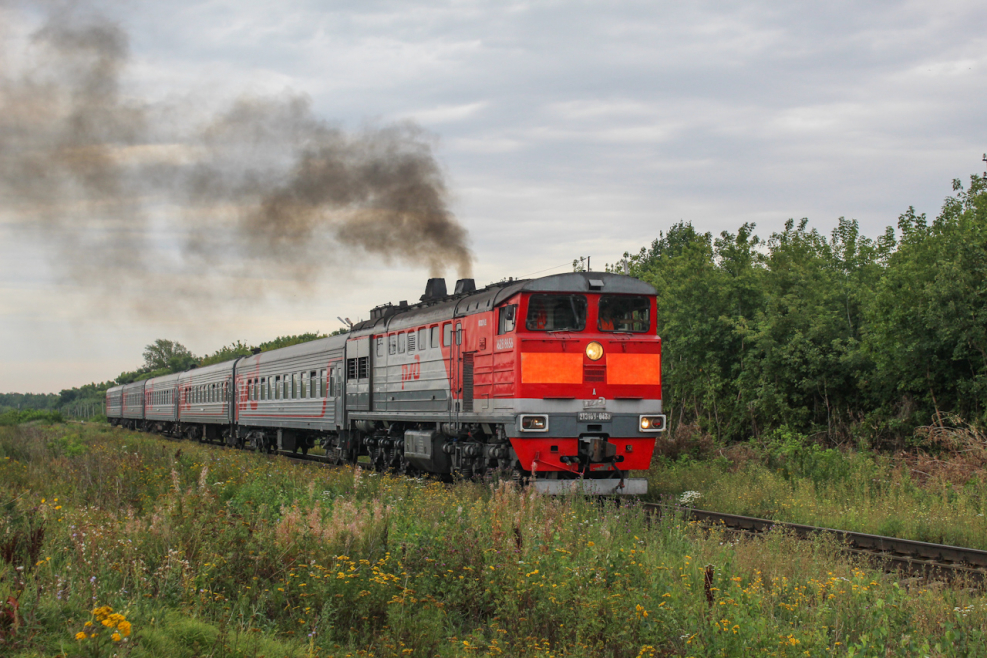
[606,353,661,386]
[520,352,583,384]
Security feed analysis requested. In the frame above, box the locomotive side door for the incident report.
[344,336,371,411]
[453,321,463,415]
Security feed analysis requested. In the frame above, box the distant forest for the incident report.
[5,172,986,446]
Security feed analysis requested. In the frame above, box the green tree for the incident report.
[143,339,197,373]
[865,175,987,429]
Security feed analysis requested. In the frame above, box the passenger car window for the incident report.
[418,328,426,350]
[398,333,406,353]
[525,294,588,331]
[598,295,651,333]
[431,326,439,348]
[389,334,396,355]
[443,323,452,347]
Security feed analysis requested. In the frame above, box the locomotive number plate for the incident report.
[578,412,612,422]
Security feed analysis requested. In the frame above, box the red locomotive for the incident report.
[107,272,664,494]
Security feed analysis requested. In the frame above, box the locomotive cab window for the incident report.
[443,323,452,347]
[525,294,588,332]
[598,295,651,333]
[498,304,517,334]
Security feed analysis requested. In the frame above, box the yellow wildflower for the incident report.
[75,632,87,640]
[112,632,122,642]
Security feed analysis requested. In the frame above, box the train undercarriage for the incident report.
[122,417,636,492]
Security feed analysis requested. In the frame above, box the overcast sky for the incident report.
[2,0,986,394]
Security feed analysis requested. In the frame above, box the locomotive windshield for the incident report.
[526,294,588,331]
[598,295,651,332]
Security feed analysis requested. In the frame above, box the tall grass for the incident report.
[647,438,987,549]
[1,424,985,656]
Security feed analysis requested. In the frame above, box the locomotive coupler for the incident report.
[579,436,616,463]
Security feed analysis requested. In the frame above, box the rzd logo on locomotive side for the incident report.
[401,354,421,390]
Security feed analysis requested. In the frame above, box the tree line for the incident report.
[621,172,987,446]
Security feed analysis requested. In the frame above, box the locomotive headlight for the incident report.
[639,415,666,432]
[585,341,604,361]
[520,414,549,432]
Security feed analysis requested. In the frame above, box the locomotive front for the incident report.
[495,273,663,493]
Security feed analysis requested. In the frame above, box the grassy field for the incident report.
[1,423,986,656]
[646,429,987,551]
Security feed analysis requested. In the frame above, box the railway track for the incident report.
[645,504,987,582]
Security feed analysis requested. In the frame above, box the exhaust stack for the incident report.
[454,278,476,295]
[421,278,447,301]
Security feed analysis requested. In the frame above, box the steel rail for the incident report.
[645,504,987,580]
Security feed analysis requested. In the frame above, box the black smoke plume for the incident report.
[0,3,473,315]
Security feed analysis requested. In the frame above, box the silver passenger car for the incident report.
[120,381,145,429]
[235,336,346,451]
[145,372,180,432]
[178,361,236,441]
[105,385,123,424]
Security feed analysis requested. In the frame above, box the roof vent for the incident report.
[251,348,262,355]
[454,278,476,295]
[370,303,394,320]
[588,278,605,290]
[399,300,408,307]
[421,278,447,301]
